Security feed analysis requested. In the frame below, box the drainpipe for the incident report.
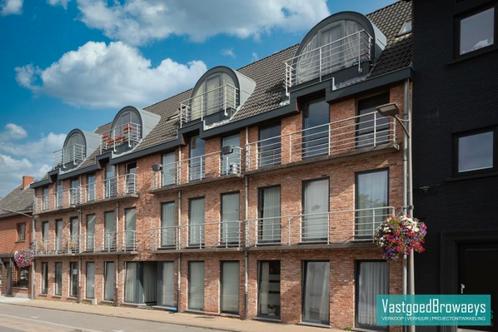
[78,207,82,303]
[31,215,36,299]
[402,80,409,298]
[243,126,249,319]
[115,201,120,306]
[177,190,182,311]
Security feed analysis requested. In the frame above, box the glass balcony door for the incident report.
[221,193,240,245]
[189,198,205,247]
[161,202,176,248]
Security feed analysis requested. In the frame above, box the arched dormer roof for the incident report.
[60,128,100,170]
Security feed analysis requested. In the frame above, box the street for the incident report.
[0,303,221,332]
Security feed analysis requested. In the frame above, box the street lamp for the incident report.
[376,102,415,332]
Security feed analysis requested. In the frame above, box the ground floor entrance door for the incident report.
[459,242,498,332]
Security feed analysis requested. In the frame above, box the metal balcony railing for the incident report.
[101,122,141,151]
[151,148,242,189]
[53,144,86,169]
[180,84,238,127]
[284,30,372,95]
[123,230,137,252]
[104,173,136,199]
[245,111,396,171]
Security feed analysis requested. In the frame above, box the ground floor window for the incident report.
[54,262,62,296]
[13,266,29,288]
[104,261,115,301]
[86,262,95,299]
[188,261,204,311]
[302,261,330,325]
[257,260,280,319]
[356,261,388,330]
[157,261,176,308]
[41,262,48,294]
[220,261,239,314]
[69,262,78,297]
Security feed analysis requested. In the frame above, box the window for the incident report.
[220,261,240,314]
[357,93,390,148]
[356,261,389,329]
[398,20,412,36]
[457,130,494,173]
[302,178,329,242]
[221,134,241,175]
[124,262,164,305]
[56,181,64,208]
[125,162,136,194]
[258,186,281,244]
[258,123,281,168]
[188,261,204,310]
[104,164,116,198]
[458,7,495,55]
[257,261,280,319]
[55,220,63,253]
[104,211,116,251]
[86,262,95,299]
[69,262,78,297]
[190,72,236,121]
[104,261,115,301]
[162,151,177,186]
[17,223,25,241]
[86,174,96,201]
[41,262,48,294]
[189,198,205,247]
[13,267,29,288]
[69,217,79,253]
[41,221,49,244]
[302,99,330,159]
[85,214,95,252]
[124,208,136,250]
[161,202,177,248]
[189,135,205,181]
[54,262,62,296]
[112,108,142,150]
[355,169,389,239]
[221,192,240,245]
[42,187,49,210]
[63,131,86,168]
[70,178,80,205]
[302,261,330,324]
[158,261,176,308]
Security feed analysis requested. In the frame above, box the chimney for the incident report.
[22,176,34,189]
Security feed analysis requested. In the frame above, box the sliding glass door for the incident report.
[356,261,388,330]
[157,262,176,308]
[302,261,330,325]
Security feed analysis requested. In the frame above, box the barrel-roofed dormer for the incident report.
[285,11,387,94]
[55,128,100,171]
[101,105,160,155]
[180,66,256,129]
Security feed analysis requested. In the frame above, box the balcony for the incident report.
[53,144,85,169]
[285,30,372,95]
[246,207,394,247]
[245,110,397,172]
[33,173,137,214]
[180,83,238,128]
[33,231,138,256]
[101,122,141,152]
[151,148,242,190]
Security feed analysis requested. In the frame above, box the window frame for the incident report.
[301,260,330,325]
[256,260,281,320]
[41,262,49,295]
[220,260,240,315]
[454,3,497,59]
[453,127,497,176]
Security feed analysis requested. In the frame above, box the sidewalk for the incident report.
[0,297,342,332]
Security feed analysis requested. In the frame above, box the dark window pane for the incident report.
[189,136,205,181]
[356,261,389,329]
[257,261,280,318]
[303,261,330,324]
[357,93,390,148]
[258,186,281,244]
[258,124,281,167]
[302,100,329,158]
[460,8,495,55]
[458,131,494,172]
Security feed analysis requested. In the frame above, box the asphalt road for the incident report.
[0,303,221,332]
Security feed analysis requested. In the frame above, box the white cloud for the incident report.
[0,124,65,196]
[47,0,69,9]
[76,0,329,46]
[221,48,236,58]
[0,0,23,15]
[15,41,207,109]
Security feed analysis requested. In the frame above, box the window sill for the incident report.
[254,316,281,323]
[445,171,498,183]
[448,45,498,65]
[299,321,331,328]
[15,240,26,243]
[38,293,48,297]
[52,295,62,298]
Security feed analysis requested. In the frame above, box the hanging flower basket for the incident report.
[14,249,34,268]
[374,215,427,260]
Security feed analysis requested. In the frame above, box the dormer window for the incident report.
[398,20,412,36]
[63,131,86,168]
[180,66,256,128]
[285,12,386,94]
[103,106,143,154]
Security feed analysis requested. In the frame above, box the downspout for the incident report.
[115,200,120,306]
[406,80,415,297]
[30,214,36,299]
[402,80,409,297]
[243,126,249,319]
[78,206,82,303]
[177,189,182,312]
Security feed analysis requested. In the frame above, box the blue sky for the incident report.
[0,0,394,195]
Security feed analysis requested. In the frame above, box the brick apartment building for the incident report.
[29,1,413,329]
[0,176,34,297]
